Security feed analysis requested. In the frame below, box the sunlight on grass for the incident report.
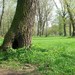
[0,37,75,75]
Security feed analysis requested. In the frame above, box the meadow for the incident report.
[0,37,75,75]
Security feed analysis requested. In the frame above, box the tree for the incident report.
[64,0,75,36]
[36,0,53,36]
[1,0,36,51]
[0,0,17,36]
[53,0,67,36]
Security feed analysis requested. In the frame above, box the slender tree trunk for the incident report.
[72,26,75,36]
[59,24,62,36]
[36,0,40,36]
[37,0,43,37]
[62,11,66,36]
[63,23,66,36]
[37,25,39,36]
[41,21,46,35]
[45,21,48,37]
[69,22,71,36]
[1,0,36,51]
[41,24,44,35]
[37,15,40,36]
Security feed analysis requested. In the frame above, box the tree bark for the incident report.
[1,0,36,51]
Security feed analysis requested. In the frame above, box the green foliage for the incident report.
[0,37,75,75]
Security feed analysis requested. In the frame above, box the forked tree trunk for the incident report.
[1,0,36,50]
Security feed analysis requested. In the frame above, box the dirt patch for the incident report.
[0,64,40,75]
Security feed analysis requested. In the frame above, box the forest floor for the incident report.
[0,67,40,75]
[0,63,40,75]
[0,36,75,75]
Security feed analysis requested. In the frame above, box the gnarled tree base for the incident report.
[0,0,36,51]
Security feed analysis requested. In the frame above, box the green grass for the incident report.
[0,37,75,75]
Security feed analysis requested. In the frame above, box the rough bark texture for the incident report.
[1,0,36,50]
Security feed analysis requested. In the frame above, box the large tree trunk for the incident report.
[1,0,36,51]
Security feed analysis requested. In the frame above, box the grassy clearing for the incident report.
[0,37,75,75]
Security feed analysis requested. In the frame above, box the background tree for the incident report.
[0,0,17,36]
[64,0,75,36]
[53,0,67,36]
[1,0,75,37]
[0,0,5,34]
[36,0,53,36]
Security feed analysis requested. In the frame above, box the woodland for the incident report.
[0,0,75,75]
